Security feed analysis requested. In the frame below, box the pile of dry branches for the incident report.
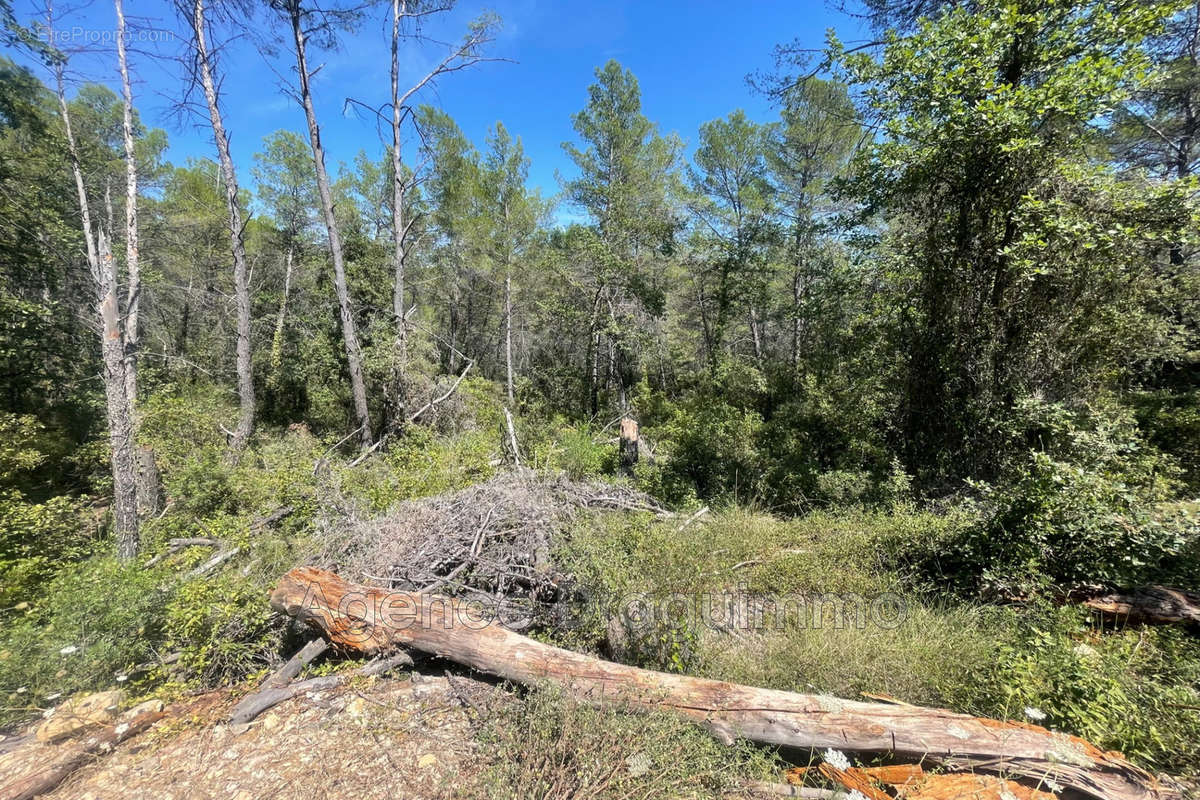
[316,469,665,629]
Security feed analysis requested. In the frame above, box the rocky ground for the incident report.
[0,672,492,800]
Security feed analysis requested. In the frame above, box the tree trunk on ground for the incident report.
[1078,586,1200,627]
[285,0,372,447]
[51,33,139,560]
[0,707,166,800]
[190,0,255,451]
[271,567,1177,800]
[115,0,140,410]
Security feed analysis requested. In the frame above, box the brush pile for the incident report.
[316,469,666,629]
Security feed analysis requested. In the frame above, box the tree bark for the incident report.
[190,0,255,451]
[270,243,294,387]
[98,232,140,560]
[271,567,1177,800]
[284,0,372,446]
[387,0,409,434]
[1079,586,1200,627]
[504,267,514,403]
[115,0,140,410]
[51,33,139,560]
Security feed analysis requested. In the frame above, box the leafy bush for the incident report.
[0,413,94,606]
[977,603,1200,776]
[941,401,1194,596]
[164,575,282,688]
[0,557,166,726]
[949,452,1193,597]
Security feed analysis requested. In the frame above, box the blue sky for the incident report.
[12,0,869,205]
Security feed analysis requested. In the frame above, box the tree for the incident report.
[562,60,681,412]
[253,130,317,390]
[114,0,140,409]
[767,78,860,372]
[832,0,1197,486]
[479,122,546,403]
[182,0,255,450]
[383,1,499,433]
[269,0,372,446]
[45,11,139,559]
[687,110,776,368]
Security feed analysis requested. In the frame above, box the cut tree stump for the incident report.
[619,417,638,473]
[270,566,1177,800]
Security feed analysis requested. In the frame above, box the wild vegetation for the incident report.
[2,0,1200,793]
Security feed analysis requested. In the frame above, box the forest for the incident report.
[1,0,1199,797]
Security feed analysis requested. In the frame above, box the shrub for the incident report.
[949,452,1193,597]
[164,575,282,688]
[0,557,166,726]
[942,401,1193,596]
[977,603,1200,776]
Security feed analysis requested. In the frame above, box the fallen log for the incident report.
[270,566,1176,800]
[0,708,166,800]
[227,647,412,726]
[1080,586,1200,627]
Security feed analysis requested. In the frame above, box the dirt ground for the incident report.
[0,672,493,800]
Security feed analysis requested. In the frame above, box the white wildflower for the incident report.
[58,645,78,656]
[1024,706,1046,722]
[115,674,128,683]
[15,687,26,694]
[823,748,851,771]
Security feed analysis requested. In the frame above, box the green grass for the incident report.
[461,685,777,800]
[554,505,1200,778]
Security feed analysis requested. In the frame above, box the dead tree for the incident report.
[272,567,1177,800]
[49,14,139,559]
[186,0,255,451]
[619,416,638,472]
[272,0,371,447]
[382,1,499,434]
[114,0,140,409]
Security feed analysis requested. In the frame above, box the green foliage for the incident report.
[946,403,1194,595]
[0,558,165,726]
[164,575,281,688]
[0,413,92,605]
[980,603,1200,775]
[528,419,614,480]
[466,686,775,800]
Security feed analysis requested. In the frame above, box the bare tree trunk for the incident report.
[286,0,372,446]
[387,0,409,434]
[98,231,141,560]
[504,268,514,404]
[51,24,139,560]
[270,243,294,385]
[189,0,254,451]
[115,0,140,410]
